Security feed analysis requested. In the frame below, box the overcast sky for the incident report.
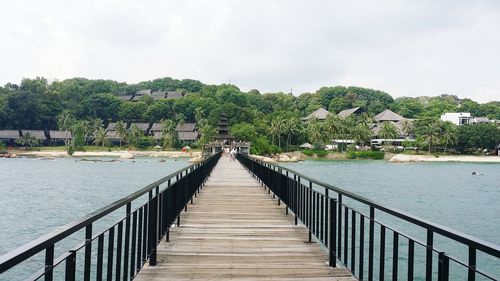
[1,0,499,102]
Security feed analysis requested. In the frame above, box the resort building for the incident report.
[121,90,186,102]
[373,109,405,122]
[175,123,199,143]
[0,130,20,144]
[48,130,72,144]
[302,108,331,121]
[440,112,473,126]
[370,109,412,147]
[338,107,365,118]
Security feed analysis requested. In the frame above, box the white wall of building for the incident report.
[440,112,473,126]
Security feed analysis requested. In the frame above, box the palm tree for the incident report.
[282,117,301,149]
[114,121,127,148]
[128,124,144,147]
[441,122,458,155]
[324,114,342,144]
[269,117,285,147]
[57,110,75,149]
[161,119,177,149]
[421,121,442,154]
[401,119,414,138]
[16,133,40,147]
[379,122,399,141]
[93,127,109,147]
[307,118,324,146]
[194,107,204,124]
[353,123,372,147]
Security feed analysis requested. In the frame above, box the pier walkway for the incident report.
[135,156,355,281]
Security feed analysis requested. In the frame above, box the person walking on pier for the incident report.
[230,147,237,161]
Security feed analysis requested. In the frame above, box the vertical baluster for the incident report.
[338,194,342,259]
[438,252,449,281]
[392,232,398,281]
[320,193,324,243]
[84,224,92,281]
[426,230,433,281]
[123,204,131,281]
[329,198,337,267]
[137,208,143,270]
[351,210,356,274]
[359,216,365,281]
[316,191,320,239]
[45,245,54,281]
[148,194,158,266]
[408,239,414,281]
[368,207,375,281]
[65,251,76,281]
[96,234,104,281]
[116,222,123,280]
[325,189,329,246]
[344,206,348,265]
[107,228,114,281]
[468,247,476,281]
[308,181,312,242]
[379,225,386,281]
[130,211,137,279]
[294,175,298,225]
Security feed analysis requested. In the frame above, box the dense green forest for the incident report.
[0,76,499,154]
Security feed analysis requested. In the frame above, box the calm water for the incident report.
[281,160,500,280]
[0,157,189,280]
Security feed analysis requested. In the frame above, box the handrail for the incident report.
[242,154,500,257]
[0,152,221,277]
[237,153,500,280]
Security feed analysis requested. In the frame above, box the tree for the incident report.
[198,123,216,146]
[115,121,127,147]
[378,122,399,140]
[353,123,372,146]
[441,122,458,155]
[57,110,76,149]
[161,119,177,149]
[418,120,443,154]
[16,133,40,147]
[128,124,144,147]
[93,127,109,147]
[269,117,285,147]
[307,118,324,146]
[230,123,257,142]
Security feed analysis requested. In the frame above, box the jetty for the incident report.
[1,152,500,280]
[134,156,354,280]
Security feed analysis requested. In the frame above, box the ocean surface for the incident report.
[0,157,190,280]
[0,157,499,280]
[281,160,500,280]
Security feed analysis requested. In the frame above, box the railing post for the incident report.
[368,206,374,281]
[148,193,158,266]
[65,250,76,281]
[84,224,92,281]
[438,252,449,281]
[426,229,433,281]
[44,245,54,281]
[329,198,337,267]
[468,247,476,281]
[294,175,298,225]
[123,203,131,281]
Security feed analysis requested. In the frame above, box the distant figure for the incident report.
[472,172,477,175]
[471,171,484,175]
[230,148,237,162]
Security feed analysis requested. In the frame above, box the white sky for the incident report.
[1,0,499,102]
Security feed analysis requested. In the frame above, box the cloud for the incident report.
[0,0,499,102]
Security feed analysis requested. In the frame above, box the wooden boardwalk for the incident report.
[135,156,355,281]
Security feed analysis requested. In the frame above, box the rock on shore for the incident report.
[390,154,500,163]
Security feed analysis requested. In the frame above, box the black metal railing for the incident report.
[0,152,221,281]
[237,153,500,281]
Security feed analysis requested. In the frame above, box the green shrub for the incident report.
[67,145,75,156]
[135,136,155,149]
[302,149,314,156]
[314,149,328,157]
[347,150,384,159]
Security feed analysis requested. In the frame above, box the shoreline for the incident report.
[5,150,201,159]
[389,154,500,163]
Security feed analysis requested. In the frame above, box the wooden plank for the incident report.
[135,157,355,281]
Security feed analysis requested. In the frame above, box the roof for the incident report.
[176,123,197,132]
[151,91,167,100]
[178,131,199,141]
[153,131,163,140]
[299,143,314,148]
[119,95,133,101]
[135,90,151,96]
[22,130,47,140]
[49,130,72,139]
[166,91,184,99]
[371,121,404,137]
[303,108,331,120]
[475,117,490,123]
[105,131,121,140]
[338,107,364,118]
[106,122,118,131]
[373,109,404,122]
[150,123,164,131]
[130,123,150,131]
[0,130,20,139]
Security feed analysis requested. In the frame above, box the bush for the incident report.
[67,146,75,156]
[347,150,384,159]
[314,149,328,157]
[135,136,155,149]
[302,149,314,156]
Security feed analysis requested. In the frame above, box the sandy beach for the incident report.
[390,154,500,163]
[12,150,201,158]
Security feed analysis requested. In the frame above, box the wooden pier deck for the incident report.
[135,156,355,281]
